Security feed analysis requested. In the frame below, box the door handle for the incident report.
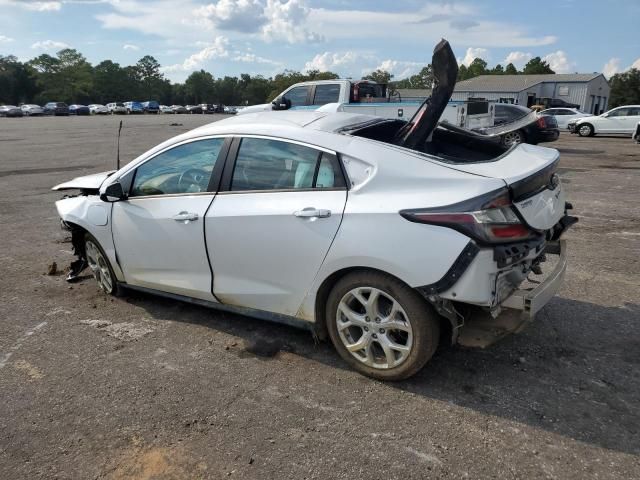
[294,208,331,218]
[173,211,199,222]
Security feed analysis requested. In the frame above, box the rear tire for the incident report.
[578,123,594,137]
[326,271,440,381]
[84,234,121,296]
[501,130,525,147]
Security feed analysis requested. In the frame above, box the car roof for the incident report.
[194,111,379,134]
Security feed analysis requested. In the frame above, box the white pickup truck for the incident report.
[237,79,494,130]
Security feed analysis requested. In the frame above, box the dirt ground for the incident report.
[1,114,639,479]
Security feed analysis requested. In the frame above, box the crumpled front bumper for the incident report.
[500,240,567,319]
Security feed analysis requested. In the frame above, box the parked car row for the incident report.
[159,104,226,114]
[1,101,234,118]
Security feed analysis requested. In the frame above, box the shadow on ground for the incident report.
[121,288,640,456]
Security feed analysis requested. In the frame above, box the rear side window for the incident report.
[283,86,309,107]
[312,84,340,105]
[230,138,345,191]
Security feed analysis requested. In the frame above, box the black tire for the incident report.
[577,123,594,137]
[84,233,121,296]
[326,271,440,381]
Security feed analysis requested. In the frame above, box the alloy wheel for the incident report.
[503,131,523,146]
[336,287,413,369]
[85,240,114,293]
[579,125,592,136]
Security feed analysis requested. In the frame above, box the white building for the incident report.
[451,73,610,114]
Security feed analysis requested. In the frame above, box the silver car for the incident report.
[52,40,576,380]
[21,104,44,116]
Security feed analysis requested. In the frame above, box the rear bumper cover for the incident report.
[500,239,567,318]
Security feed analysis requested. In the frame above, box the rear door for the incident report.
[206,136,347,316]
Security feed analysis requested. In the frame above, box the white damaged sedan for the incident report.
[52,41,576,380]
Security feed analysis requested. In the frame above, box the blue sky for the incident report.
[1,0,639,82]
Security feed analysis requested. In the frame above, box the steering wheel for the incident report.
[177,168,209,192]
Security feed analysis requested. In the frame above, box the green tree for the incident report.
[522,57,554,74]
[29,49,93,103]
[363,69,393,84]
[609,68,640,107]
[93,60,132,103]
[135,55,167,100]
[0,55,39,104]
[185,70,216,104]
[457,64,469,81]
[505,63,518,75]
[467,58,488,78]
[491,64,504,75]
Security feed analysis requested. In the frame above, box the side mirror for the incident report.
[100,181,126,202]
[272,96,291,111]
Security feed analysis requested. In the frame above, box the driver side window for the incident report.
[130,138,224,197]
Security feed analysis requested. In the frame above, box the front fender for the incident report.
[55,196,124,281]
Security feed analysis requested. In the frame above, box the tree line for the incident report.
[1,48,638,108]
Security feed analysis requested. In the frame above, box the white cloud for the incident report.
[0,35,15,44]
[503,51,532,67]
[374,59,423,79]
[602,58,621,78]
[262,0,322,43]
[304,51,365,72]
[25,1,61,10]
[0,0,62,11]
[459,47,488,67]
[543,50,575,73]
[163,36,229,72]
[123,43,140,51]
[232,52,281,66]
[197,0,266,33]
[602,57,640,78]
[303,51,423,79]
[31,40,70,50]
[309,5,556,48]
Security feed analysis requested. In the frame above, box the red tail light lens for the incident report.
[400,188,534,245]
[537,116,547,128]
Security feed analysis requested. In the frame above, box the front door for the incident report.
[206,136,348,316]
[111,137,227,300]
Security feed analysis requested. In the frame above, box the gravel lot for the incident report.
[1,115,639,479]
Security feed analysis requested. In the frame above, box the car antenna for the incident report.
[116,120,123,170]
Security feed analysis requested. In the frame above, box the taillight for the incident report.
[537,116,547,128]
[400,188,535,244]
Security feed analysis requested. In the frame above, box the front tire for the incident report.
[84,234,120,296]
[578,123,594,137]
[326,271,440,381]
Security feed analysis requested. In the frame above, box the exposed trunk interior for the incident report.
[349,120,509,163]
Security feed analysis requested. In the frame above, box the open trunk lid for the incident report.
[446,144,564,230]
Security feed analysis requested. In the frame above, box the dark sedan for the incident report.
[69,104,90,116]
[43,102,69,116]
[186,104,203,114]
[0,105,24,117]
[200,103,216,114]
[494,104,559,146]
[171,105,188,114]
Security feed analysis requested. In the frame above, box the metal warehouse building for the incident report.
[451,73,610,114]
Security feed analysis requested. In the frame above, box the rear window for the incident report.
[312,84,340,105]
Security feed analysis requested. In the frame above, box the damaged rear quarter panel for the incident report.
[56,195,124,281]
